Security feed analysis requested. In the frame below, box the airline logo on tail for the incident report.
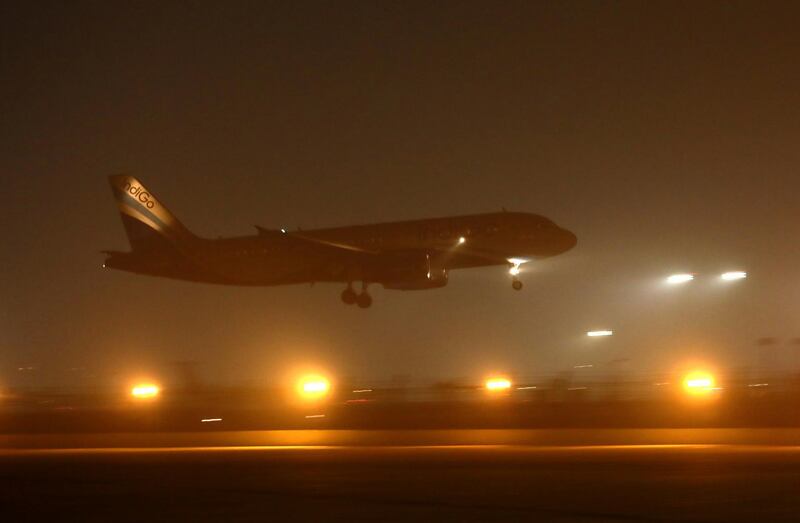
[109,175,192,245]
[122,182,156,209]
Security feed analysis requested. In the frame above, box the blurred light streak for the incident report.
[587,330,613,337]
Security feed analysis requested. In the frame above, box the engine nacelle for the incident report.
[380,252,448,290]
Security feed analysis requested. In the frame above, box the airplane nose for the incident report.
[558,228,577,253]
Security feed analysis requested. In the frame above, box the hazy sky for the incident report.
[2,1,800,387]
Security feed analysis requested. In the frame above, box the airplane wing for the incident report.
[255,226,379,255]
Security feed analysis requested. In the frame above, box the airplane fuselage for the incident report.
[106,211,576,288]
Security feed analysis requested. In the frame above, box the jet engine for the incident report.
[380,252,448,290]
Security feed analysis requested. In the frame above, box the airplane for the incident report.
[104,175,577,308]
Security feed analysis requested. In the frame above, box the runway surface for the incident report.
[2,430,800,522]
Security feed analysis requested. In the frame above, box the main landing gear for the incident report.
[341,283,372,308]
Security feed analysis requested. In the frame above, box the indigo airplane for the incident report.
[104,175,576,307]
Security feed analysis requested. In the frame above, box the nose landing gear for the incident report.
[508,259,525,291]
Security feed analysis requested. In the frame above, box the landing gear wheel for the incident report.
[356,292,373,308]
[341,287,357,305]
[512,280,523,291]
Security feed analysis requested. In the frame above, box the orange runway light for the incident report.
[130,383,160,399]
[485,377,512,392]
[682,371,717,396]
[297,375,331,400]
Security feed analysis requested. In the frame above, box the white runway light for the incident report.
[666,273,694,284]
[587,330,613,337]
[721,271,747,281]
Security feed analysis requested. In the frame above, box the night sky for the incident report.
[2,1,800,387]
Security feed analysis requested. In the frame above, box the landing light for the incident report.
[721,271,747,281]
[587,330,613,337]
[667,273,694,284]
[458,236,466,245]
[507,258,528,275]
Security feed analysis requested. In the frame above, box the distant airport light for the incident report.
[297,375,331,400]
[458,236,466,245]
[721,271,747,281]
[682,371,716,396]
[587,330,613,337]
[130,383,160,399]
[667,273,694,285]
[485,377,512,392]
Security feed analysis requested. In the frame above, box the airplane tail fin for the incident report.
[108,175,197,252]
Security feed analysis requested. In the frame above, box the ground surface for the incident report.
[2,430,799,522]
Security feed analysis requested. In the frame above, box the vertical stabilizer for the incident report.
[109,175,196,252]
